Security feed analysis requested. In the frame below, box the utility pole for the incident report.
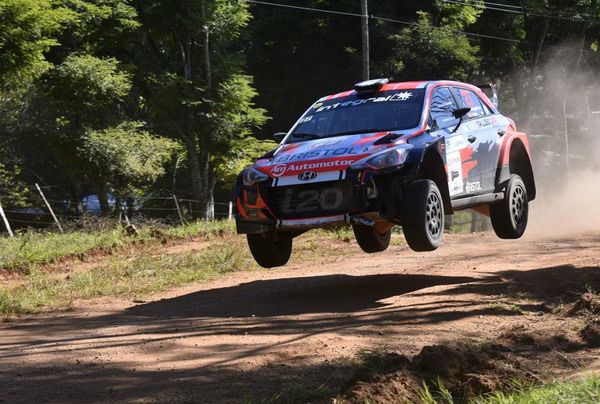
[360,0,370,80]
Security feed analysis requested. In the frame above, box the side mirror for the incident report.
[273,132,287,141]
[452,107,471,119]
[451,107,471,133]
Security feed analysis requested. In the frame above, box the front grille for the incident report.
[271,180,354,219]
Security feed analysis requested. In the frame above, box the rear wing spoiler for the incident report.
[474,82,499,109]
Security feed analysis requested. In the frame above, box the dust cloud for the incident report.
[527,170,600,238]
[520,47,600,238]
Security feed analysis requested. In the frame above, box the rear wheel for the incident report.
[246,231,292,268]
[353,224,391,253]
[402,180,444,251]
[490,174,528,239]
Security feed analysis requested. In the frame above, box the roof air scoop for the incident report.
[354,78,389,93]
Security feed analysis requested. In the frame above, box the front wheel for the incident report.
[490,174,528,239]
[352,224,391,253]
[402,180,445,252]
[247,231,292,268]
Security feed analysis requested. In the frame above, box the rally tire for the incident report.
[490,174,528,239]
[247,231,292,268]
[353,224,391,253]
[402,180,444,252]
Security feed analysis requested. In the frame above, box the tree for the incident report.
[214,132,277,194]
[0,161,28,207]
[247,0,364,136]
[0,0,68,87]
[0,0,70,206]
[136,0,268,218]
[378,6,480,81]
[81,122,180,206]
[35,52,181,214]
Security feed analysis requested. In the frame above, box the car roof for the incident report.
[320,80,482,101]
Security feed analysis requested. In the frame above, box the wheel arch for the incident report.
[497,138,536,201]
[417,146,453,214]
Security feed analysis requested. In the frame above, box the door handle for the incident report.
[467,135,477,143]
[497,129,505,136]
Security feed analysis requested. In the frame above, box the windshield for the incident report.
[288,89,425,143]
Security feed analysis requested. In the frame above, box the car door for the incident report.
[451,87,502,194]
[428,86,477,199]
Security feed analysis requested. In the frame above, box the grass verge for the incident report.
[0,235,253,316]
[0,220,235,273]
[0,224,360,316]
[471,377,600,404]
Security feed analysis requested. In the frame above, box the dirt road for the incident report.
[1,232,600,403]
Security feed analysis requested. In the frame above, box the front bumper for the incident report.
[235,165,417,234]
[236,213,380,234]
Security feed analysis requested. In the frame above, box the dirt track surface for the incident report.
[1,232,600,403]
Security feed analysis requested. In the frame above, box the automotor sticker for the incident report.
[270,164,287,177]
[260,155,367,177]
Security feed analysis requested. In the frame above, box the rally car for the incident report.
[236,79,536,268]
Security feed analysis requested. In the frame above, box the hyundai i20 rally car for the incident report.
[236,79,536,268]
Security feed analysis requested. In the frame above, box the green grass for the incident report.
[0,222,363,316]
[418,377,600,404]
[161,219,235,239]
[487,300,524,315]
[472,377,600,404]
[0,236,254,315]
[0,220,235,273]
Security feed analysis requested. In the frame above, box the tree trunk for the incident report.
[521,16,550,128]
[195,0,215,219]
[510,70,526,124]
[173,0,216,220]
[562,28,587,178]
[197,148,213,219]
[183,135,204,217]
[470,211,478,233]
[201,0,212,90]
[360,0,370,80]
[97,183,110,216]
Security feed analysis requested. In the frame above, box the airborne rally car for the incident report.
[236,79,536,268]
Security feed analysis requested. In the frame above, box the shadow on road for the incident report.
[126,273,476,318]
[2,265,600,402]
[426,265,600,305]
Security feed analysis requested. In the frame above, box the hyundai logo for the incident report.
[298,171,318,181]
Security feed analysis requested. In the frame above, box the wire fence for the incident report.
[0,184,234,236]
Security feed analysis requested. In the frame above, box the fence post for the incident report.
[121,203,131,226]
[0,201,14,237]
[173,194,185,225]
[228,201,233,220]
[35,183,63,233]
[120,203,139,236]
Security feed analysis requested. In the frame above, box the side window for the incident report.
[479,97,494,115]
[429,87,459,129]
[453,88,486,119]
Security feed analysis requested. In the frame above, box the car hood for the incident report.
[255,131,409,179]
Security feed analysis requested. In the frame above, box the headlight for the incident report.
[365,147,410,170]
[243,166,269,186]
